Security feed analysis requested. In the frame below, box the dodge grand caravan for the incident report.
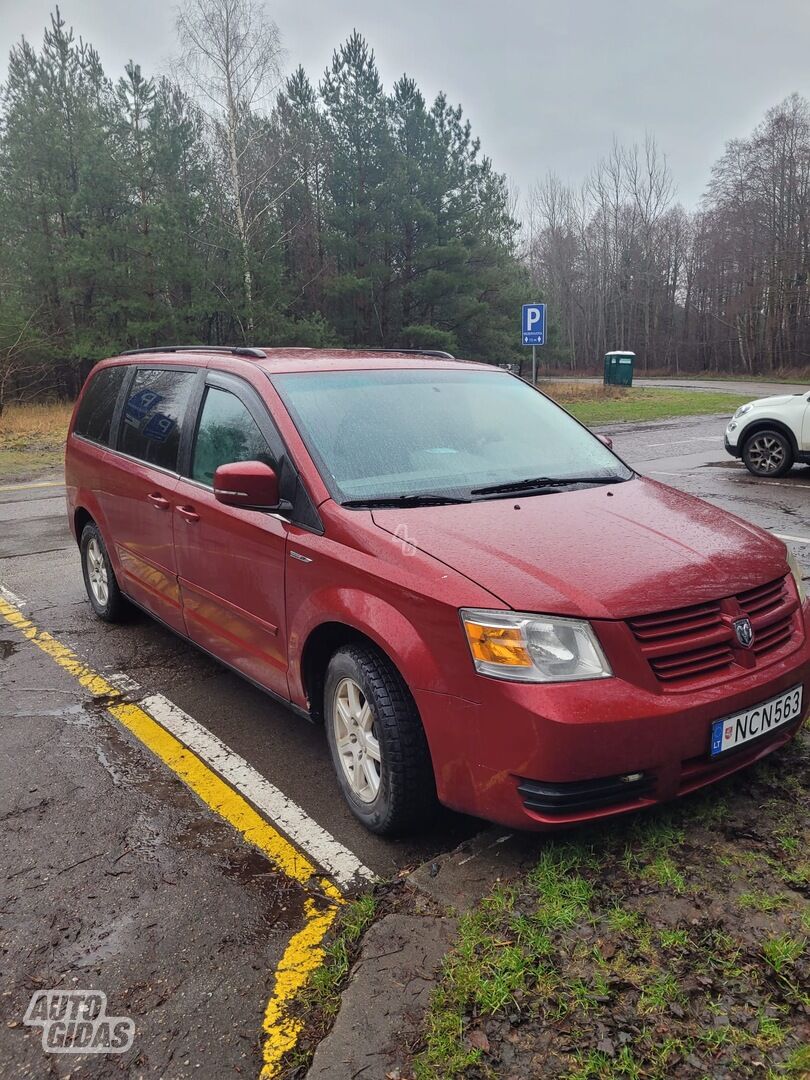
[65,347,810,835]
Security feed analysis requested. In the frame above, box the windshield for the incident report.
[273,368,632,503]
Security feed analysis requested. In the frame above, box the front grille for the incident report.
[518,772,653,816]
[627,575,799,685]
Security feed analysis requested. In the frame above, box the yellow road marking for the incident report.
[0,479,64,492]
[260,899,339,1078]
[0,595,342,1077]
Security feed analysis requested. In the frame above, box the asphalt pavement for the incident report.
[1,409,808,1077]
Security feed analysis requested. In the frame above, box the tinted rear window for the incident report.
[73,366,127,446]
[119,368,195,471]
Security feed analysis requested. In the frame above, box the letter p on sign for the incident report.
[521,303,546,345]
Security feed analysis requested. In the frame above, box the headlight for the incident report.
[787,549,807,604]
[460,609,612,682]
[733,403,753,420]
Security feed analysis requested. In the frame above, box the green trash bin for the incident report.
[603,350,635,387]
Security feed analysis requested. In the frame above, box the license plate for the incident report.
[710,686,804,757]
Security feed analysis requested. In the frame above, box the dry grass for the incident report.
[0,400,73,442]
[0,400,73,482]
[543,383,630,403]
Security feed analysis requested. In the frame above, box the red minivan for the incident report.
[65,347,810,834]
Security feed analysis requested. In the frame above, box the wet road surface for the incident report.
[604,413,809,562]
[1,626,308,1077]
[0,409,808,1075]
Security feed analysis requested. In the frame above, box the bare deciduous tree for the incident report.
[526,106,810,375]
[175,0,284,335]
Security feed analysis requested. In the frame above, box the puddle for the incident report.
[69,912,138,969]
[95,745,129,787]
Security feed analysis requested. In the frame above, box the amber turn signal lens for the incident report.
[464,621,533,667]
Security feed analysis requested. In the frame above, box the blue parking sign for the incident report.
[522,303,546,346]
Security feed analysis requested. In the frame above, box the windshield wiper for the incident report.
[341,494,471,509]
[470,475,624,497]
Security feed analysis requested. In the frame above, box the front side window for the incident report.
[191,386,274,486]
[273,368,632,503]
[119,368,195,471]
[73,365,127,446]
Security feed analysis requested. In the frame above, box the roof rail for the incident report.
[369,348,456,359]
[119,345,267,359]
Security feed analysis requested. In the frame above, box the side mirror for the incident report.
[213,461,280,510]
[597,434,614,450]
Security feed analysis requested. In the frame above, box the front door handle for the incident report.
[147,492,170,510]
[176,505,200,524]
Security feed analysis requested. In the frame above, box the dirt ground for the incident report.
[412,727,810,1080]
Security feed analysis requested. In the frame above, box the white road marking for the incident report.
[774,533,810,545]
[642,436,724,447]
[138,690,375,890]
[106,671,142,695]
[0,583,28,608]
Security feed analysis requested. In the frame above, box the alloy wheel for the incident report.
[332,677,382,803]
[86,536,109,607]
[747,434,786,475]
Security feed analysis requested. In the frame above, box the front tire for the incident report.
[80,522,129,622]
[742,429,794,477]
[324,643,437,835]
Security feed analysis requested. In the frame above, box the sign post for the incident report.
[521,303,546,383]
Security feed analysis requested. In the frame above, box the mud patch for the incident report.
[0,638,19,659]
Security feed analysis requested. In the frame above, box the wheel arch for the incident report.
[740,418,799,456]
[73,506,95,545]
[301,621,405,724]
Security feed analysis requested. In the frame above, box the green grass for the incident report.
[412,731,810,1080]
[305,893,378,1014]
[739,891,791,913]
[274,891,379,1075]
[762,934,806,975]
[543,384,750,425]
[0,447,64,481]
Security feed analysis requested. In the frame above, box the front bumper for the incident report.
[415,601,810,830]
[724,432,741,458]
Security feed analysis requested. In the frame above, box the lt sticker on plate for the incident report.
[710,685,803,757]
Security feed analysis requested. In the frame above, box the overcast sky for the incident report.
[2,0,809,208]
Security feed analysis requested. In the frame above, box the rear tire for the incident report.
[324,643,438,835]
[80,522,129,623]
[742,429,794,477]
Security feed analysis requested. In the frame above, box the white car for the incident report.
[725,390,810,477]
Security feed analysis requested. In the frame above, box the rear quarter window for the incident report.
[118,368,196,472]
[73,366,127,446]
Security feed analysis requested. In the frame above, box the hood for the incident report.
[371,477,788,620]
[747,393,804,408]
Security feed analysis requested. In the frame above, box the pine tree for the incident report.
[320,32,394,344]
